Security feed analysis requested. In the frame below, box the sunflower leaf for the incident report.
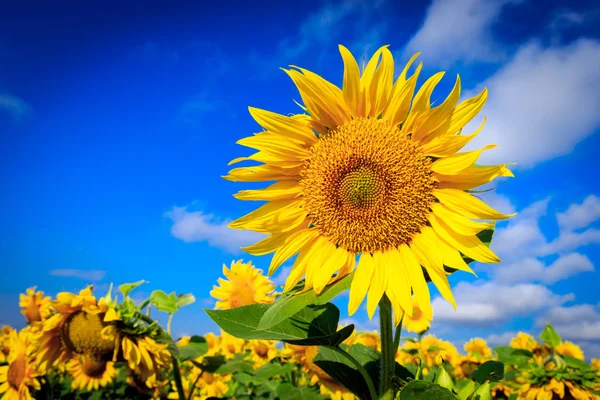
[179,335,208,362]
[257,272,354,331]
[119,280,146,298]
[471,360,504,384]
[540,324,561,348]
[205,302,345,345]
[399,380,454,400]
[150,290,178,313]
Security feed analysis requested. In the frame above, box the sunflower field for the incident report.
[2,45,600,400]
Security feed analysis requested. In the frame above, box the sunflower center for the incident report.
[81,357,107,378]
[255,344,269,358]
[7,353,26,389]
[62,311,115,359]
[411,306,422,320]
[301,118,436,253]
[203,372,216,385]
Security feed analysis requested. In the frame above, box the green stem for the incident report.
[379,295,395,399]
[187,369,203,400]
[172,357,186,400]
[327,345,378,400]
[393,315,403,357]
[167,313,174,336]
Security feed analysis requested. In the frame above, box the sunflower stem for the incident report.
[326,345,378,400]
[393,315,404,357]
[167,313,174,336]
[172,357,186,400]
[379,294,395,399]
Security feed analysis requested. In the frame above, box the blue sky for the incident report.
[1,0,599,359]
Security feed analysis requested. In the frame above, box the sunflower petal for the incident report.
[234,181,302,201]
[348,253,375,315]
[383,63,422,127]
[431,203,494,236]
[248,107,318,145]
[435,237,477,277]
[435,164,514,190]
[339,45,361,115]
[368,46,395,117]
[269,229,320,275]
[431,145,496,175]
[366,251,387,319]
[313,247,349,294]
[419,117,486,157]
[445,88,488,135]
[304,238,337,289]
[384,249,413,319]
[398,244,430,312]
[434,189,515,220]
[413,75,461,144]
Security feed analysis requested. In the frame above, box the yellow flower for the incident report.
[556,341,585,361]
[36,287,115,371]
[592,358,600,374]
[510,332,538,352]
[353,331,381,351]
[519,379,566,400]
[564,381,595,400]
[402,298,432,334]
[0,327,14,364]
[219,331,245,360]
[121,335,171,388]
[226,44,513,326]
[464,338,492,359]
[454,355,483,380]
[66,355,117,391]
[0,329,41,400]
[401,334,460,373]
[198,372,230,399]
[302,346,356,400]
[19,287,52,325]
[203,332,220,357]
[210,260,276,309]
[490,382,513,398]
[248,340,278,368]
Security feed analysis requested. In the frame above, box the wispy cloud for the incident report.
[48,269,106,281]
[0,93,31,120]
[465,38,600,168]
[402,0,513,68]
[536,303,600,342]
[176,91,230,126]
[165,206,265,254]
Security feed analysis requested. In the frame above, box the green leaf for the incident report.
[176,293,196,309]
[206,303,345,345]
[540,324,561,347]
[119,280,146,297]
[150,290,178,313]
[282,386,324,400]
[494,346,533,366]
[399,381,454,400]
[179,335,208,361]
[435,365,455,392]
[233,372,253,386]
[471,360,504,384]
[456,380,476,400]
[314,344,414,400]
[472,381,492,400]
[136,297,151,311]
[196,355,226,373]
[562,355,591,371]
[215,359,255,374]
[254,362,294,380]
[257,272,354,330]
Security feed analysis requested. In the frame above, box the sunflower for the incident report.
[66,355,117,391]
[225,44,513,324]
[353,331,381,351]
[247,340,278,368]
[36,287,116,372]
[197,372,231,399]
[592,358,600,373]
[400,334,459,374]
[464,338,492,359]
[510,332,538,352]
[490,382,514,399]
[219,331,245,360]
[120,335,171,388]
[19,287,52,325]
[302,346,356,400]
[555,341,585,361]
[402,297,433,334]
[0,327,14,364]
[519,379,565,400]
[210,260,276,309]
[0,328,41,400]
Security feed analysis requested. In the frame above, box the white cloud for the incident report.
[556,195,600,232]
[536,304,600,342]
[0,93,31,120]
[493,253,594,284]
[485,331,519,347]
[466,38,600,168]
[477,191,517,215]
[433,281,574,325]
[403,0,512,68]
[165,206,265,254]
[48,269,106,281]
[271,266,292,287]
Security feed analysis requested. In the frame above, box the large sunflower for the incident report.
[225,44,513,322]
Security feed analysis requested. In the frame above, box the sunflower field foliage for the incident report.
[3,45,600,400]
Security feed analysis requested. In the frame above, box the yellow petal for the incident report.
[269,229,320,275]
[383,249,413,325]
[413,75,461,144]
[419,117,485,157]
[431,203,494,236]
[434,188,515,220]
[224,164,303,182]
[339,45,361,115]
[366,251,387,319]
[398,244,430,311]
[368,46,395,117]
[313,247,349,294]
[283,242,316,292]
[396,53,421,88]
[445,88,488,135]
[435,164,514,190]
[436,237,477,276]
[304,238,337,289]
[248,107,318,145]
[410,228,444,275]
[348,253,375,315]
[237,132,312,159]
[431,145,496,175]
[383,63,422,127]
[234,181,302,201]
[229,199,302,230]
[429,213,501,264]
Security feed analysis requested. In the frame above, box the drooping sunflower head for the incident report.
[402,297,433,334]
[555,341,585,361]
[226,44,514,325]
[210,260,276,310]
[67,355,117,392]
[464,338,492,359]
[19,287,53,324]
